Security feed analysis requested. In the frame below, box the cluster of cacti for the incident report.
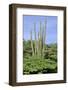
[30,20,46,58]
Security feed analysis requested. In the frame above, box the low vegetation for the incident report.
[23,40,57,75]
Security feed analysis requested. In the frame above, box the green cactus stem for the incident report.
[30,30,34,56]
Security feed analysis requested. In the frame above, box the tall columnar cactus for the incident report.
[34,22,37,55]
[40,21,42,56]
[37,31,40,56]
[43,20,46,57]
[30,19,46,58]
[42,25,45,58]
[41,25,44,57]
[30,30,34,56]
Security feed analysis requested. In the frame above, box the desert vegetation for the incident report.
[23,20,57,75]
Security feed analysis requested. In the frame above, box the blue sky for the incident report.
[23,15,57,44]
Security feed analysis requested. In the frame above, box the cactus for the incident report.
[30,30,34,56]
[34,22,37,55]
[42,25,45,58]
[36,31,39,55]
[30,19,47,58]
[43,20,46,57]
[37,31,40,56]
[40,21,42,56]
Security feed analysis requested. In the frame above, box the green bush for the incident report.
[23,40,57,75]
[23,56,57,74]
